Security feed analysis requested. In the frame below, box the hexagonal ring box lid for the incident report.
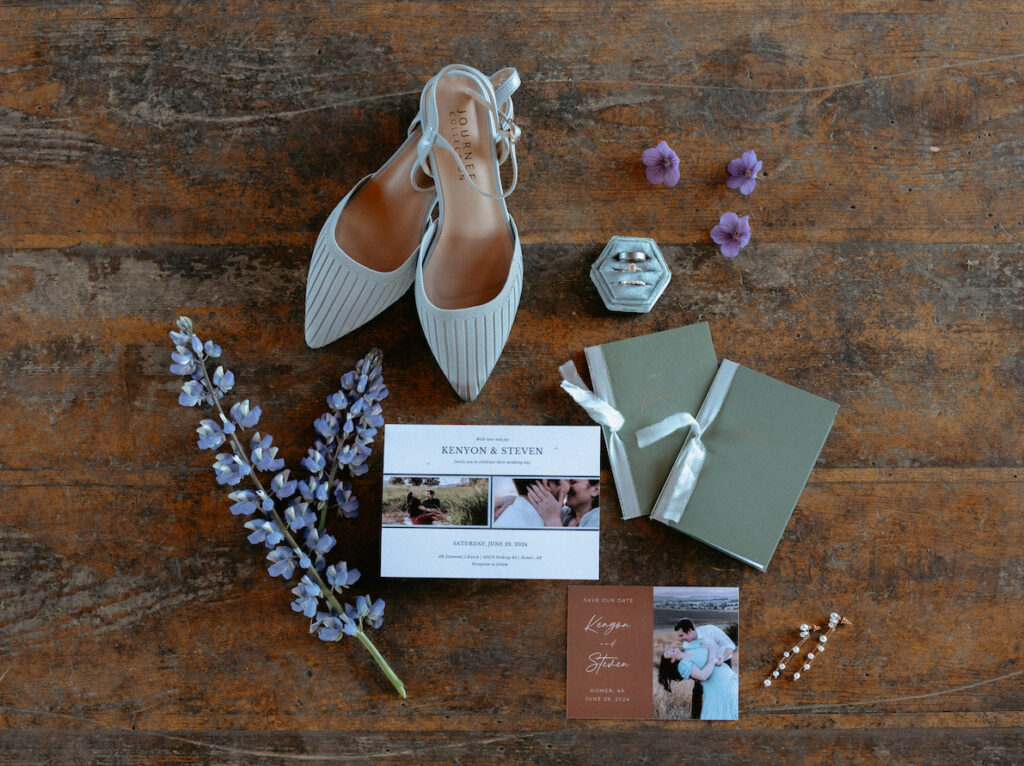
[590,236,671,313]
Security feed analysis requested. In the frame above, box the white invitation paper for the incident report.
[380,424,601,579]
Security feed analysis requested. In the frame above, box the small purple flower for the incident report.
[229,399,261,429]
[266,546,297,578]
[284,499,316,531]
[313,612,345,642]
[726,150,762,195]
[710,213,752,258]
[250,433,284,472]
[300,448,326,475]
[326,562,360,589]
[305,527,337,556]
[270,469,298,499]
[213,452,251,485]
[326,391,348,411]
[334,482,360,518]
[290,575,322,618]
[366,597,385,629]
[245,518,284,547]
[314,413,339,440]
[179,379,207,407]
[196,419,226,450]
[642,140,680,187]
[298,477,329,504]
[170,350,197,376]
[228,490,259,516]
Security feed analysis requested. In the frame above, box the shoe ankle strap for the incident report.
[411,64,521,200]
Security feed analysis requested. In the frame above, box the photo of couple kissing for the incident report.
[492,477,600,529]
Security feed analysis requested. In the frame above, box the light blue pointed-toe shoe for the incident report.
[305,68,522,351]
[305,127,430,349]
[412,64,523,401]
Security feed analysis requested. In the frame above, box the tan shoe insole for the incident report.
[422,75,514,310]
[335,132,434,273]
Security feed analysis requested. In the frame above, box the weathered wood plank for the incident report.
[0,242,1020,467]
[1,469,1020,730]
[0,2,1021,247]
[2,727,1024,765]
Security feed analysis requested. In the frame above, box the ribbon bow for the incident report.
[635,360,739,523]
[559,360,638,515]
[559,360,624,432]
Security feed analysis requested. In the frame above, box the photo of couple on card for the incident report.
[381,476,489,527]
[653,587,739,720]
[491,476,600,529]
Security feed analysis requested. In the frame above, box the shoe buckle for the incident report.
[499,118,521,145]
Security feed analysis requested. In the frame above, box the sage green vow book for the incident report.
[584,323,719,520]
[651,363,839,571]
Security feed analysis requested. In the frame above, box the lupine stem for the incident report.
[354,628,407,698]
[317,442,345,531]
[193,349,406,697]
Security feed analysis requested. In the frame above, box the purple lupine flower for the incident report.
[255,489,274,512]
[313,612,346,641]
[245,518,284,547]
[726,150,762,195]
[266,546,297,578]
[213,452,251,485]
[710,212,753,258]
[169,321,192,348]
[314,413,339,440]
[229,399,261,429]
[170,350,197,376]
[345,595,370,622]
[305,527,337,556]
[366,597,385,629]
[642,140,681,187]
[196,419,226,450]
[179,379,207,407]
[290,576,321,618]
[341,615,358,636]
[209,366,233,401]
[284,499,316,531]
[293,546,312,571]
[270,469,297,499]
[228,490,259,516]
[298,477,329,504]
[334,482,359,518]
[300,448,326,475]
[169,318,404,696]
[250,433,284,472]
[326,562,360,589]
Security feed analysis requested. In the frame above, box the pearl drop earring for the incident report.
[763,622,820,687]
[793,612,851,681]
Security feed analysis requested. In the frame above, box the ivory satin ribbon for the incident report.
[635,359,738,523]
[558,361,632,510]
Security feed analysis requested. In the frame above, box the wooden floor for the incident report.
[1,2,1022,763]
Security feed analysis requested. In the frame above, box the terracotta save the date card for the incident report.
[567,586,740,720]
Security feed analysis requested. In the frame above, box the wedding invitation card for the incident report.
[380,425,601,579]
[567,586,740,720]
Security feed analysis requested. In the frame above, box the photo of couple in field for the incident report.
[652,587,739,721]
[381,476,489,526]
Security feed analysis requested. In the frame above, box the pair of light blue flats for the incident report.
[304,65,523,402]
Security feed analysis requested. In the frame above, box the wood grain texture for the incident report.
[1,1,1022,763]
